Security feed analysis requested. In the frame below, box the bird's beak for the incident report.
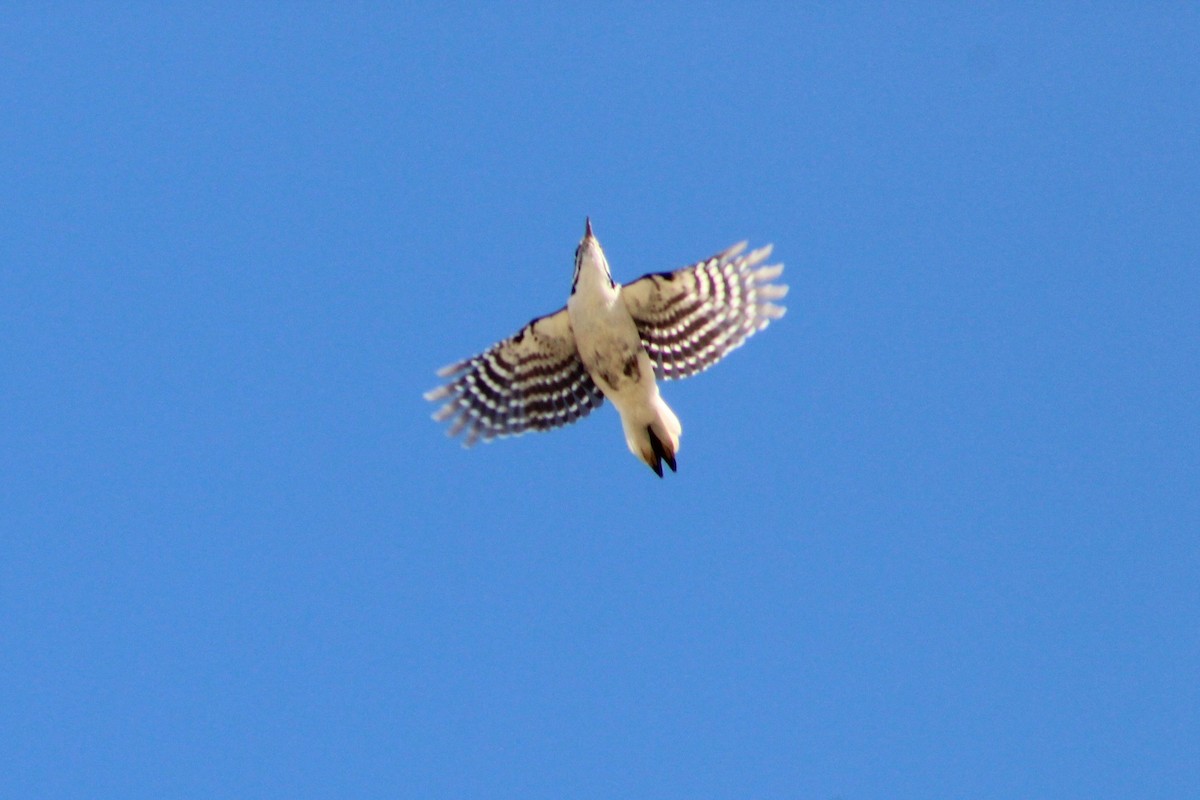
[584,217,593,239]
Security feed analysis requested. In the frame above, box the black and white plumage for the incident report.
[425,309,606,447]
[425,220,787,476]
[621,241,786,382]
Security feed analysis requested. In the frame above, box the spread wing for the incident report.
[424,308,605,446]
[619,242,788,381]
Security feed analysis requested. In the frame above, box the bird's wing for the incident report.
[424,308,605,446]
[620,242,788,381]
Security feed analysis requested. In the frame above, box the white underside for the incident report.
[568,251,681,468]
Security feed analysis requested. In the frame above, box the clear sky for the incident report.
[2,5,1197,799]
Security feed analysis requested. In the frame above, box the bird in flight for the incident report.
[425,220,788,476]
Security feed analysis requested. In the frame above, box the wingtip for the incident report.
[748,243,774,263]
[724,241,750,260]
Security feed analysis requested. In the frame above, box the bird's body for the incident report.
[425,220,787,476]
[568,223,682,474]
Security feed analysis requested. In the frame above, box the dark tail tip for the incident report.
[646,426,674,477]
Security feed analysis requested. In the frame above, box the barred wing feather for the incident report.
[620,242,788,381]
[424,308,604,446]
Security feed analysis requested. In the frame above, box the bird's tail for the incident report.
[623,396,682,478]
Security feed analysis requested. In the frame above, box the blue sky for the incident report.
[2,4,1197,798]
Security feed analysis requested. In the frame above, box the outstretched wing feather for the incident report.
[424,308,604,446]
[620,242,788,381]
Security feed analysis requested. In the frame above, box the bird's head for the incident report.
[572,217,614,293]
